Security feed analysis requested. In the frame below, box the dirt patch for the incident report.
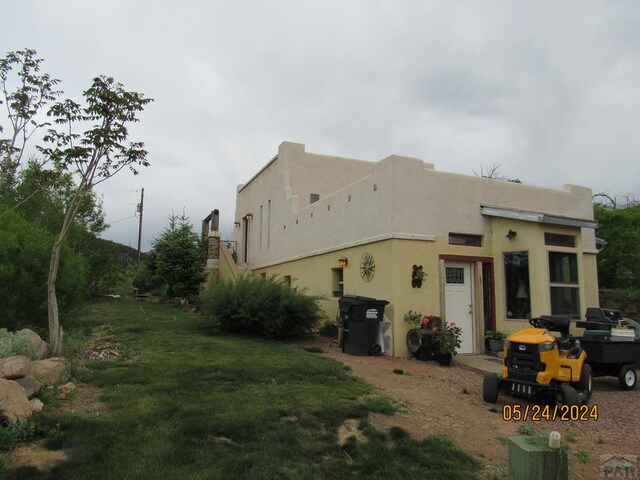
[60,384,107,415]
[301,335,640,479]
[1,384,108,473]
[337,419,367,446]
[2,439,66,472]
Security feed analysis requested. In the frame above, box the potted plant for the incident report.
[404,313,444,361]
[403,310,424,327]
[485,330,507,354]
[431,322,462,366]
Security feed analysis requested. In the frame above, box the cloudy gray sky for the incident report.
[2,1,639,250]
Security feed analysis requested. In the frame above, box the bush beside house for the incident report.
[200,275,326,338]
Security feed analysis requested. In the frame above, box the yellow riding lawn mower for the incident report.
[483,315,592,406]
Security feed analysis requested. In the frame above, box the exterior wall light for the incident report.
[234,222,241,227]
[338,257,348,267]
[506,230,517,240]
[245,213,253,220]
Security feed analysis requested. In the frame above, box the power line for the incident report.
[108,214,137,225]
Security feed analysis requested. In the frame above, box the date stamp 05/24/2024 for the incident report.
[501,403,599,422]
[501,404,639,478]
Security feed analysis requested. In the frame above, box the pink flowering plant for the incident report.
[421,315,443,331]
[432,321,463,356]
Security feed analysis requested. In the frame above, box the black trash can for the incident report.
[339,295,390,356]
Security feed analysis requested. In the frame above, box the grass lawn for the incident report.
[3,301,479,480]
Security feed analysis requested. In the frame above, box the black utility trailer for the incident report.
[576,308,640,390]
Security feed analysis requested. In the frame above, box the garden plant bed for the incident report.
[299,335,640,480]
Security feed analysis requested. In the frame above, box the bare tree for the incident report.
[592,192,617,209]
[473,163,522,183]
[474,163,505,180]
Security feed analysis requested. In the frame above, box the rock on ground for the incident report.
[0,356,31,380]
[18,329,50,360]
[29,398,44,413]
[30,359,66,386]
[57,382,77,400]
[15,375,43,399]
[0,378,32,422]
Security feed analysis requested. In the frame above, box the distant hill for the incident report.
[93,237,148,268]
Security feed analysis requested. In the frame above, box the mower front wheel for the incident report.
[482,373,499,403]
[558,384,580,407]
[576,363,593,400]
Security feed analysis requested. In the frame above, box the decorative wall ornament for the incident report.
[360,252,375,282]
[411,265,425,288]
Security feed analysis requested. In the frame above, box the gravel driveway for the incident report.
[301,336,640,480]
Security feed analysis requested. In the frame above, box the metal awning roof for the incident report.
[480,205,598,229]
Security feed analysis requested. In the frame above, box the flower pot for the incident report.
[437,354,453,366]
[489,339,504,354]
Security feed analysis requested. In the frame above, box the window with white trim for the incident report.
[549,252,580,319]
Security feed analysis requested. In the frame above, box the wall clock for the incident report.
[360,252,375,282]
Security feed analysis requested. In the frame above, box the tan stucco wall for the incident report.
[218,242,239,283]
[234,142,596,272]
[252,240,406,354]
[235,142,599,356]
[250,221,600,357]
[234,142,394,268]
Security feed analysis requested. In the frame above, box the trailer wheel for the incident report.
[482,373,499,403]
[576,364,593,400]
[618,365,637,391]
[558,384,580,406]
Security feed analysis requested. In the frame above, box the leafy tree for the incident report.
[594,203,640,289]
[149,213,206,300]
[11,161,106,236]
[133,250,162,294]
[82,238,138,296]
[39,76,152,355]
[0,210,87,332]
[0,49,61,196]
[1,49,152,355]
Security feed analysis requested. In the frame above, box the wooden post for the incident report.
[508,436,568,480]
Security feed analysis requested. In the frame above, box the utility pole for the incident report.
[136,187,144,274]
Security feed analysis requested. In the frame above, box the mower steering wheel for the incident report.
[529,317,550,329]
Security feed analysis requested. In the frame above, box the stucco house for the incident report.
[229,141,599,357]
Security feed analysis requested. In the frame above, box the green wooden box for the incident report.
[508,436,568,480]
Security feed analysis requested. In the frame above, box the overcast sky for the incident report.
[2,1,639,250]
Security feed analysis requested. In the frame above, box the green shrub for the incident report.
[303,346,325,354]
[0,415,55,451]
[518,423,536,435]
[362,397,397,415]
[200,275,326,339]
[576,451,589,463]
[0,329,37,359]
[0,210,89,332]
[318,321,338,338]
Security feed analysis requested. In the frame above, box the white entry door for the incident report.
[444,262,474,354]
